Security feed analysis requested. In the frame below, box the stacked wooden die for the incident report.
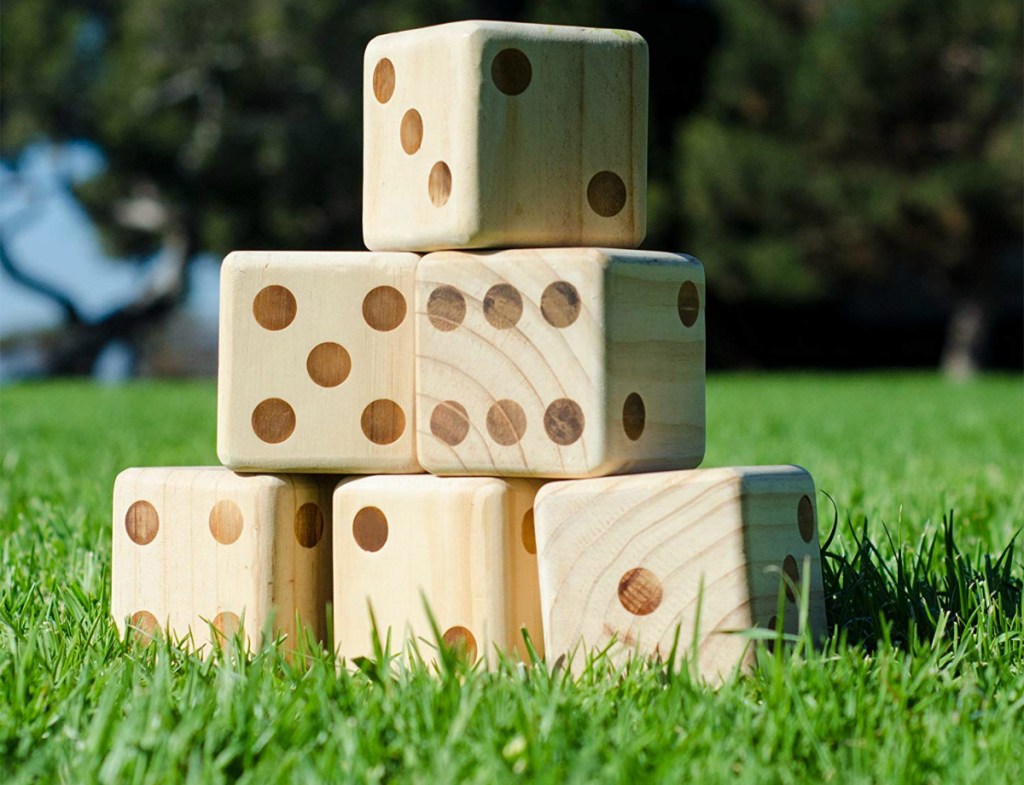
[112,21,827,677]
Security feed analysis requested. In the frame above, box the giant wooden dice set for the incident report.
[112,21,827,677]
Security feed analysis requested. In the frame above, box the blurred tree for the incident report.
[679,0,1023,375]
[1,0,718,375]
[1,0,487,373]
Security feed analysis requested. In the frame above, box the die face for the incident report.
[217,251,420,473]
[474,23,648,249]
[604,253,706,473]
[111,467,332,651]
[535,467,826,678]
[269,474,335,647]
[415,248,704,478]
[416,249,608,478]
[738,466,828,641]
[363,25,482,251]
[363,21,648,251]
[332,475,543,664]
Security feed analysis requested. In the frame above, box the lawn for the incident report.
[1,374,1021,784]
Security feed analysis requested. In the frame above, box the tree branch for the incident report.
[46,220,198,376]
[0,231,84,325]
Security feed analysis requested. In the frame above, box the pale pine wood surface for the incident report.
[415,248,705,478]
[217,251,421,474]
[363,20,648,251]
[111,467,334,651]
[535,466,827,678]
[333,474,543,664]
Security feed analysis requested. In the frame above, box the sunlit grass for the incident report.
[1,375,1021,783]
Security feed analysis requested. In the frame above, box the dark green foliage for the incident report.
[680,0,1023,303]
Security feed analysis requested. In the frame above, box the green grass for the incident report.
[1,374,1021,784]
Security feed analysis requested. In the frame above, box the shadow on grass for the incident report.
[820,502,1022,652]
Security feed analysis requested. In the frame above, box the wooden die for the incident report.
[112,467,333,650]
[217,251,420,473]
[333,475,543,664]
[415,248,705,478]
[363,21,648,251]
[535,466,828,677]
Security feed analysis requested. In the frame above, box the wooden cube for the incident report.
[415,248,705,478]
[112,467,333,650]
[217,251,420,473]
[333,475,543,664]
[536,466,828,678]
[363,21,648,251]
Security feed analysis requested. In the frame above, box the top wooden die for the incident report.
[363,21,648,252]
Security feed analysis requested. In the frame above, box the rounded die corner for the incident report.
[113,466,144,488]
[221,249,247,269]
[215,442,238,472]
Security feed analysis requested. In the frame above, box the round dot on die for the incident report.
[213,611,241,640]
[540,281,581,328]
[251,398,296,444]
[209,500,244,545]
[442,625,478,661]
[129,610,159,643]
[125,500,159,545]
[486,399,527,446]
[783,555,800,601]
[587,171,627,217]
[400,109,423,155]
[361,399,406,445]
[483,283,523,329]
[677,281,700,328]
[618,567,663,616]
[353,506,388,552]
[521,509,537,555]
[372,58,395,103]
[430,400,470,446]
[307,342,352,388]
[426,285,466,331]
[428,161,452,207]
[544,398,585,446]
[491,48,532,95]
[362,285,407,332]
[797,495,815,543]
[252,285,297,331]
[295,503,324,548]
[622,392,646,441]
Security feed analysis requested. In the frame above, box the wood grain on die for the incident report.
[415,248,705,478]
[535,466,828,680]
[111,467,334,653]
[333,475,544,666]
[363,21,648,251]
[217,251,421,473]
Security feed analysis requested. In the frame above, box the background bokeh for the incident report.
[1,0,1021,381]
